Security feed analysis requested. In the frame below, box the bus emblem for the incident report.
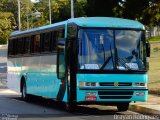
[114,82,119,87]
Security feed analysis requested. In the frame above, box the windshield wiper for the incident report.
[100,56,112,70]
[118,58,131,70]
[100,45,113,70]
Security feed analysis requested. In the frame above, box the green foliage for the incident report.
[113,0,160,26]
[142,1,160,26]
[20,0,34,30]
[148,36,160,42]
[0,12,16,44]
[35,0,86,24]
[86,0,119,17]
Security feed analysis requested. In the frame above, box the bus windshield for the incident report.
[78,29,146,71]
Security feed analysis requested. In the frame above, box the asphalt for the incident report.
[0,88,160,116]
[0,89,143,120]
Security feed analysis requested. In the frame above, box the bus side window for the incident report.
[24,37,31,54]
[17,38,24,55]
[56,28,65,49]
[13,39,17,55]
[31,35,40,53]
[67,25,77,38]
[8,40,13,56]
[36,34,41,53]
[41,32,51,52]
[50,31,57,52]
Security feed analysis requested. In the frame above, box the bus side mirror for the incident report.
[146,42,150,57]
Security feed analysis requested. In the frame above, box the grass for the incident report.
[148,42,160,93]
[148,36,160,42]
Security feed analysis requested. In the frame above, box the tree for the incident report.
[86,0,119,17]
[0,12,16,44]
[142,1,160,26]
[113,0,160,26]
[0,0,34,30]
[34,0,86,24]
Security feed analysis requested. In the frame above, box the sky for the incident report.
[31,0,39,2]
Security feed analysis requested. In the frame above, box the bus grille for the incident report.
[99,82,132,86]
[98,91,133,99]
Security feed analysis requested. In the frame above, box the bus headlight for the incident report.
[79,82,98,86]
[134,82,147,87]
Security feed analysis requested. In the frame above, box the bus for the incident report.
[7,17,150,112]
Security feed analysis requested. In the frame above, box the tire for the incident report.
[117,103,129,111]
[65,102,76,112]
[21,82,29,101]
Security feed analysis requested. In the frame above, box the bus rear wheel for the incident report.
[21,82,29,101]
[117,103,129,111]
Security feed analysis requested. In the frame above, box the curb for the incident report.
[129,104,160,115]
[149,90,160,96]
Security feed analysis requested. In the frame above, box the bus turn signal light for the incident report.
[79,82,98,86]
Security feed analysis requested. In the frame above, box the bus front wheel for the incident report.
[65,102,76,112]
[117,103,129,111]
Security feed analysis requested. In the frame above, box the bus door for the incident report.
[66,37,78,104]
[57,38,67,101]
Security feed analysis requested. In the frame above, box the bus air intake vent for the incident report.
[99,82,132,86]
[98,91,133,99]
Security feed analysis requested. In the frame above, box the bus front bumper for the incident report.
[76,88,148,104]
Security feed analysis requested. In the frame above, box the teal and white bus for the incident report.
[7,17,150,111]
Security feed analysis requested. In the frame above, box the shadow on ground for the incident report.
[13,95,120,116]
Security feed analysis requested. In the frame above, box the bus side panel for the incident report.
[22,55,60,98]
[40,55,60,98]
[7,57,22,93]
[76,74,148,103]
[22,56,41,96]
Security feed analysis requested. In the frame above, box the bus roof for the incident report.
[69,17,144,29]
[10,17,144,38]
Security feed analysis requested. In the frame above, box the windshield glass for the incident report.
[78,29,146,71]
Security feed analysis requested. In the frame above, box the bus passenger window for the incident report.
[67,25,77,38]
[50,31,57,52]
[32,35,40,53]
[17,38,24,55]
[56,29,65,49]
[13,39,17,55]
[41,32,50,52]
[24,37,31,54]
[8,40,13,56]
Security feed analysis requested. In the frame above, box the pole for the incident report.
[71,0,74,18]
[18,0,21,30]
[27,15,29,30]
[49,0,52,24]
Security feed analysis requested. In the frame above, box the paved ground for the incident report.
[1,89,157,120]
[0,45,7,88]
[130,94,160,115]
